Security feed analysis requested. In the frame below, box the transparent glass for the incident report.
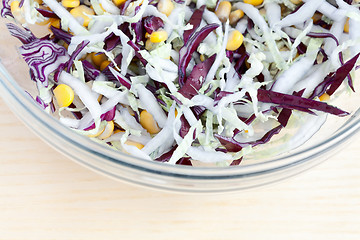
[1,19,360,193]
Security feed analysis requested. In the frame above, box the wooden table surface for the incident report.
[0,98,360,239]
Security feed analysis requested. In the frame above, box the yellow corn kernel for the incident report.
[112,0,127,6]
[98,121,115,140]
[100,60,111,71]
[140,110,161,134]
[199,54,205,62]
[319,93,330,102]
[229,9,244,25]
[62,0,80,8]
[53,84,75,108]
[175,109,178,117]
[243,0,263,6]
[10,0,20,10]
[157,0,174,17]
[150,30,168,43]
[290,0,302,4]
[10,1,25,24]
[344,18,349,33]
[70,5,94,27]
[124,140,144,149]
[215,1,231,23]
[226,30,244,51]
[145,32,151,38]
[91,52,107,67]
[49,18,61,29]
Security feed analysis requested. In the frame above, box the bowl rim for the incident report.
[1,58,360,181]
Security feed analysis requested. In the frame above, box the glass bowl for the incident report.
[1,18,360,194]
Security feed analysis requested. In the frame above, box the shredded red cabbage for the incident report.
[257,89,349,116]
[143,16,164,34]
[6,23,36,44]
[309,53,360,99]
[1,0,12,18]
[178,54,216,99]
[178,23,219,86]
[183,5,205,43]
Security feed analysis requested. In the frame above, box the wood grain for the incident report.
[0,98,360,240]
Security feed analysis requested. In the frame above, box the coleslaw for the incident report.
[1,0,360,166]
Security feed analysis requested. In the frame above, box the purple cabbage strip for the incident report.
[277,107,292,127]
[171,95,183,105]
[154,146,176,162]
[109,67,132,89]
[83,107,117,131]
[50,26,72,45]
[176,157,192,166]
[307,32,339,45]
[226,50,234,62]
[119,0,132,15]
[306,31,354,90]
[20,38,69,86]
[104,33,120,51]
[318,47,328,62]
[35,96,49,109]
[234,52,249,76]
[127,40,148,66]
[101,54,124,82]
[277,90,304,127]
[82,60,101,81]
[230,157,243,166]
[183,5,206,43]
[326,52,360,95]
[191,106,206,119]
[131,20,144,43]
[36,8,58,18]
[257,89,349,116]
[179,115,191,138]
[130,6,144,44]
[66,40,90,72]
[215,125,283,152]
[68,103,83,119]
[25,91,49,110]
[214,90,232,105]
[296,42,307,55]
[178,23,219,87]
[173,0,185,3]
[309,52,360,99]
[1,0,13,18]
[178,54,216,99]
[143,16,164,34]
[54,40,89,82]
[6,23,36,44]
[102,106,116,121]
[155,145,193,166]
